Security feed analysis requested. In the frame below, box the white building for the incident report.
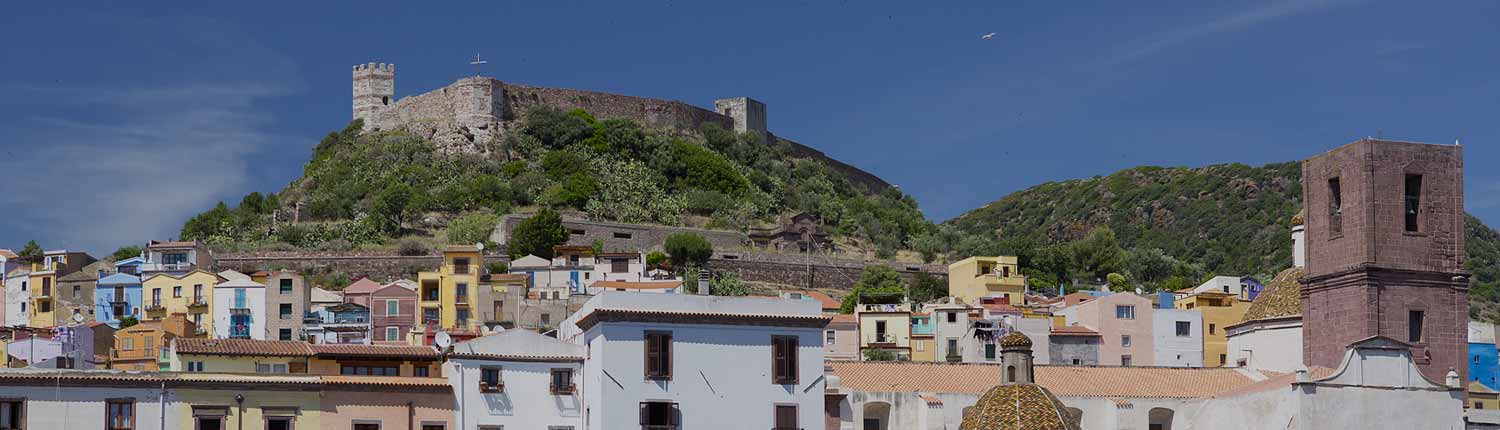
[446,328,585,430]
[1225,267,1306,373]
[0,369,165,429]
[585,280,683,295]
[560,291,829,430]
[1153,308,1204,367]
[0,250,15,324]
[4,267,28,327]
[211,276,265,339]
[514,251,671,299]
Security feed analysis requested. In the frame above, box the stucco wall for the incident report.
[320,389,454,430]
[1070,293,1155,365]
[3,384,165,430]
[5,274,29,326]
[212,284,265,340]
[447,357,582,429]
[171,388,322,430]
[1154,309,1204,367]
[1225,318,1304,373]
[1049,336,1101,366]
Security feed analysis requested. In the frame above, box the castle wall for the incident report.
[493,214,749,252]
[778,135,893,192]
[501,83,732,132]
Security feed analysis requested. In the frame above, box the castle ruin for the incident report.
[350,61,889,190]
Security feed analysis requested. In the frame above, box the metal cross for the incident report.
[470,53,488,77]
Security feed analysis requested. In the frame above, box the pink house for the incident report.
[1058,292,1154,366]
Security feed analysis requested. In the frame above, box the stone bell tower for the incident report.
[353,62,395,130]
[1301,138,1468,383]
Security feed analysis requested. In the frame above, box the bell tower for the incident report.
[1301,138,1467,382]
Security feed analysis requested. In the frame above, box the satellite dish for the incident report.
[72,312,86,324]
[434,331,453,350]
[474,242,485,252]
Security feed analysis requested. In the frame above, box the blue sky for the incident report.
[3,1,1499,254]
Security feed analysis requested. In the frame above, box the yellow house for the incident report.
[171,383,322,430]
[1470,381,1500,410]
[856,303,913,360]
[28,250,98,327]
[948,256,1028,306]
[143,270,224,335]
[1175,291,1249,367]
[417,245,484,340]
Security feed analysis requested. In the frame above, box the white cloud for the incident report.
[1097,0,1359,68]
[0,82,292,254]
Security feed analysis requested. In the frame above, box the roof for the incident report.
[805,291,842,310]
[311,288,343,303]
[142,270,225,284]
[999,331,1033,349]
[0,369,449,391]
[342,278,384,295]
[591,280,682,290]
[218,270,251,281]
[1240,267,1306,322]
[97,273,141,286]
[0,249,16,259]
[216,277,264,288]
[488,273,529,282]
[147,240,199,249]
[444,244,481,253]
[509,255,551,267]
[828,314,858,327]
[982,303,1022,314]
[174,338,314,357]
[1212,366,1336,398]
[574,308,831,331]
[449,329,585,362]
[1050,325,1100,337]
[829,361,1272,399]
[309,344,438,359]
[962,384,1080,430]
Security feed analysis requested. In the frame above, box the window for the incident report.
[72,286,80,299]
[353,424,380,430]
[1328,177,1343,234]
[1115,305,1135,320]
[825,330,835,346]
[453,258,470,274]
[1478,402,1485,409]
[144,336,153,352]
[613,232,632,239]
[552,368,575,394]
[1405,174,1423,232]
[1175,321,1191,337]
[456,309,471,326]
[947,338,958,354]
[612,259,628,273]
[1121,355,1133,366]
[947,312,957,323]
[569,229,585,236]
[38,301,49,313]
[280,303,293,319]
[387,326,400,341]
[540,313,551,326]
[386,300,398,316]
[455,283,468,302]
[645,331,673,380]
[341,364,400,376]
[1121,335,1132,347]
[257,363,289,373]
[414,366,429,377]
[0,398,23,430]
[772,336,799,384]
[639,402,678,429]
[279,329,292,341]
[774,405,797,430]
[187,362,204,372]
[1219,354,1227,365]
[151,288,160,305]
[280,279,293,294]
[1410,310,1425,342]
[422,308,439,324]
[123,337,135,350]
[1071,359,1081,365]
[193,285,203,301]
[173,286,182,298]
[107,399,134,430]
[985,343,996,360]
[1208,324,1216,335]
[479,367,503,392]
[265,416,293,430]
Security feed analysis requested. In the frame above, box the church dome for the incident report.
[1241,267,1306,322]
[1291,208,1306,226]
[960,384,1081,430]
[999,331,1032,349]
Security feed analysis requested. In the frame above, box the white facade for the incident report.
[211,277,266,339]
[1225,316,1304,373]
[0,377,165,430]
[446,329,585,430]
[1291,224,1306,268]
[1192,275,1248,296]
[4,268,28,326]
[929,301,971,361]
[562,292,826,430]
[1153,309,1204,367]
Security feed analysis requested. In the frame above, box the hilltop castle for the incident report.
[350,61,890,191]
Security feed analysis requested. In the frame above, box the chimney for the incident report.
[697,270,711,296]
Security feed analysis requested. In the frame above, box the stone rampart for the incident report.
[493,214,749,253]
[500,83,732,132]
[777,135,892,192]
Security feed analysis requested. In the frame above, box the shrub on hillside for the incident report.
[664,232,713,270]
[509,208,568,259]
[397,239,429,256]
[447,213,499,247]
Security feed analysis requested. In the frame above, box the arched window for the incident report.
[1006,365,1017,383]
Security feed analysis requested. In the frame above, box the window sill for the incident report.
[1402,231,1428,237]
[1328,234,1343,241]
[645,376,672,382]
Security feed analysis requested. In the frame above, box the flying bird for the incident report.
[981,32,996,40]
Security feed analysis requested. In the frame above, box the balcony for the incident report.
[144,262,194,272]
[869,333,897,345]
[145,301,166,312]
[550,383,577,395]
[857,303,911,313]
[189,297,208,307]
[447,265,476,276]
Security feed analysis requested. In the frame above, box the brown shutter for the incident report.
[662,333,672,378]
[645,333,661,377]
[776,405,797,427]
[288,361,307,374]
[787,336,798,383]
[640,402,649,425]
[669,402,680,425]
[772,336,786,382]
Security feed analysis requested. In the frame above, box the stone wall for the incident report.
[493,214,750,253]
[502,83,732,132]
[777,135,892,192]
[1048,336,1100,366]
[214,252,446,284]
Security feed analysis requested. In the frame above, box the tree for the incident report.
[447,212,499,247]
[1124,247,1177,285]
[1070,226,1124,282]
[664,232,713,271]
[1107,272,1130,292]
[110,245,143,262]
[508,208,568,259]
[117,316,139,328]
[863,349,898,362]
[840,266,907,313]
[372,182,415,234]
[17,240,42,264]
[646,251,668,270]
[909,272,947,303]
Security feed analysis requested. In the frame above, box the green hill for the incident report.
[936,161,1500,320]
[177,108,931,257]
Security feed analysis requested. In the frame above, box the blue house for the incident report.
[94,257,143,328]
[1470,321,1499,390]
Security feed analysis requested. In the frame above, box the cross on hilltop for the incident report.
[470,53,487,77]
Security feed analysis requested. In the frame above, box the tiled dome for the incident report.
[960,383,1081,430]
[999,331,1032,349]
[1241,267,1306,322]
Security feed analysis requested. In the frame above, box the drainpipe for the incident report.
[407,400,415,430]
[159,381,167,430]
[235,394,244,430]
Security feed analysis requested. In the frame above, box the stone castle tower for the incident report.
[713,97,768,141]
[352,62,395,130]
[1301,138,1467,383]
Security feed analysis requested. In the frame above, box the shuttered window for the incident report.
[774,405,797,430]
[645,331,672,380]
[772,335,798,384]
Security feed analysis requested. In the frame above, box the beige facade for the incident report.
[857,303,913,359]
[948,256,1027,306]
[1057,292,1154,366]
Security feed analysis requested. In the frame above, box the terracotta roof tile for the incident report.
[1050,325,1101,337]
[591,280,682,290]
[0,249,17,259]
[1240,267,1306,322]
[829,361,1269,399]
[805,291,842,310]
[342,278,384,294]
[1212,367,1332,398]
[174,338,314,357]
[309,344,438,359]
[574,308,831,331]
[147,241,200,249]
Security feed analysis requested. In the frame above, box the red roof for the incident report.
[982,303,1022,314]
[805,291,842,310]
[147,240,199,249]
[309,344,438,359]
[174,338,314,357]
[342,278,384,295]
[1051,325,1101,337]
